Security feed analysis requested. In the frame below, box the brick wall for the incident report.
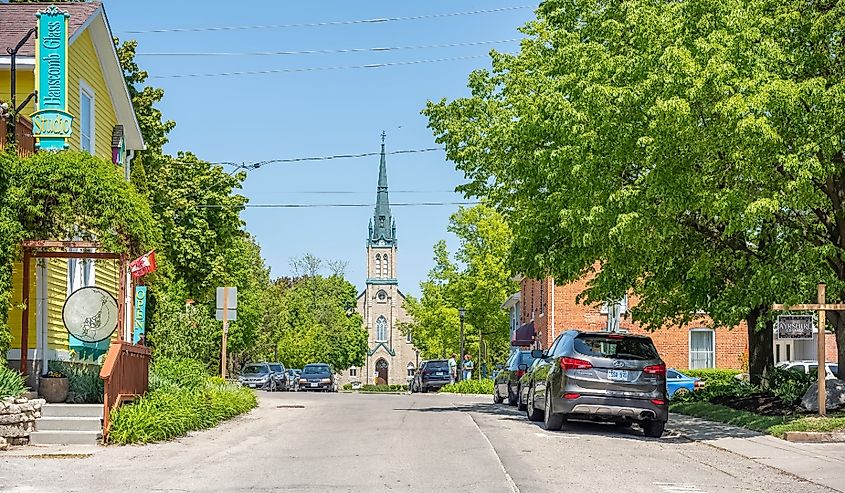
[520,275,750,370]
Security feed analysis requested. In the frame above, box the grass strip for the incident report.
[671,401,845,438]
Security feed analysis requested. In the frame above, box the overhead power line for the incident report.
[121,6,533,34]
[137,38,519,57]
[223,147,445,174]
[150,54,493,79]
[193,201,480,209]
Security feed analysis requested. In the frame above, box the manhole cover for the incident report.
[276,405,305,409]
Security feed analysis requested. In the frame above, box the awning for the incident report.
[511,321,535,347]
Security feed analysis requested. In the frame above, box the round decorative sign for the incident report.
[62,286,119,343]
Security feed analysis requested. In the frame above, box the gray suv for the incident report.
[521,330,668,437]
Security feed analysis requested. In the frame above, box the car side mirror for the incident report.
[530,349,544,359]
[518,363,528,371]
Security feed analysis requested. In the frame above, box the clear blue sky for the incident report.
[102,1,537,296]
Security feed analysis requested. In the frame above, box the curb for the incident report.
[783,431,845,443]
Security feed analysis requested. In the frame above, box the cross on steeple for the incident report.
[381,130,386,144]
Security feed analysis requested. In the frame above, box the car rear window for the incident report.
[303,365,330,374]
[426,361,449,370]
[269,365,283,372]
[574,334,660,361]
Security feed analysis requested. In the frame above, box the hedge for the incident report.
[439,379,494,394]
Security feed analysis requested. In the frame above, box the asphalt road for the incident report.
[0,391,836,492]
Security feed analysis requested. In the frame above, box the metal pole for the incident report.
[222,288,229,379]
[818,283,827,417]
[20,249,31,377]
[6,28,37,144]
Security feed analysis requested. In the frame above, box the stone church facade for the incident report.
[339,140,418,386]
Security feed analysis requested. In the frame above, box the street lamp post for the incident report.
[458,307,466,382]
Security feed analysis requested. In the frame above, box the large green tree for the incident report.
[402,205,516,371]
[425,0,843,381]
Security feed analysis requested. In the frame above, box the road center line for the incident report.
[467,413,520,493]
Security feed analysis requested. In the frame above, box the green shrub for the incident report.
[439,379,494,394]
[0,365,26,399]
[149,357,208,391]
[360,384,407,392]
[342,383,353,391]
[108,382,256,444]
[48,361,103,403]
[682,369,742,386]
[765,366,815,405]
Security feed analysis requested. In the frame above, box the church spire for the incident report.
[370,132,396,246]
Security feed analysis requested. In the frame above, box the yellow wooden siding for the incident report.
[67,29,118,160]
[9,259,37,349]
[45,260,68,350]
[0,71,37,116]
[94,259,121,344]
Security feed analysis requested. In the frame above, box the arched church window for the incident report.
[407,362,416,378]
[376,316,388,342]
[375,254,381,277]
[377,290,387,302]
[383,254,390,278]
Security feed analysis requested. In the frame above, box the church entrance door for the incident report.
[376,358,389,385]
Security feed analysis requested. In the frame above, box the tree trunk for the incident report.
[746,307,773,386]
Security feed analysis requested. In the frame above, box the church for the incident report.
[340,138,417,386]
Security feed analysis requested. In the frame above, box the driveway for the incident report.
[0,392,839,492]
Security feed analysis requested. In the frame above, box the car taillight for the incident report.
[516,370,525,378]
[563,393,581,399]
[561,357,593,371]
[651,398,666,406]
[643,363,666,376]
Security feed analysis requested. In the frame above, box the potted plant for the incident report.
[39,370,69,403]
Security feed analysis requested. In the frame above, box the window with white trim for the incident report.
[407,363,415,378]
[376,316,388,342]
[689,329,715,369]
[406,329,412,344]
[349,367,358,377]
[375,254,381,277]
[383,254,390,278]
[79,83,95,153]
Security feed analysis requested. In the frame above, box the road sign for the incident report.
[777,315,814,340]
[215,309,237,321]
[216,287,237,309]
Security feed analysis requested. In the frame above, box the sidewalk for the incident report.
[669,413,845,492]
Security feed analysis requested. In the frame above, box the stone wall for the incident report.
[0,396,45,447]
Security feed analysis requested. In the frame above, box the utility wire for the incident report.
[225,147,445,174]
[150,54,492,79]
[121,6,533,34]
[137,38,519,57]
[193,201,480,209]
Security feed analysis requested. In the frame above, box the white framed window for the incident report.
[406,329,412,344]
[407,363,415,378]
[689,328,715,369]
[349,367,358,377]
[79,82,95,153]
[375,254,381,277]
[383,254,390,278]
[376,316,388,342]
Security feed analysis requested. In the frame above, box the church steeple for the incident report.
[369,132,396,246]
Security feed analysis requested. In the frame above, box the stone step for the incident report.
[23,391,38,400]
[29,430,101,445]
[40,404,103,418]
[35,416,101,432]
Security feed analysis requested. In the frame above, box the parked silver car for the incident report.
[238,363,276,391]
[521,330,669,437]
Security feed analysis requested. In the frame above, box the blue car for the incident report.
[666,369,703,398]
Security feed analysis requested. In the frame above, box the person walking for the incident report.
[463,354,475,381]
[448,353,458,384]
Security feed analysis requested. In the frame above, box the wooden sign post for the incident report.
[772,283,844,416]
[216,287,237,379]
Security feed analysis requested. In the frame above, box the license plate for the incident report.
[607,370,629,381]
[248,384,257,388]
[436,372,444,376]
[310,383,318,387]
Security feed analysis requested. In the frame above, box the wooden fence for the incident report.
[99,341,151,439]
[0,116,35,157]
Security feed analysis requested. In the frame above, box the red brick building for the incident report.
[503,275,837,371]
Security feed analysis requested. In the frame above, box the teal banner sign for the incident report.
[32,6,72,151]
[133,286,147,344]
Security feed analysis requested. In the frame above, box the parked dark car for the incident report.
[268,363,287,391]
[298,364,337,392]
[520,330,669,437]
[410,359,452,393]
[238,363,275,391]
[494,350,537,406]
[284,369,300,391]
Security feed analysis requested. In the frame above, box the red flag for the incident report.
[130,250,157,278]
